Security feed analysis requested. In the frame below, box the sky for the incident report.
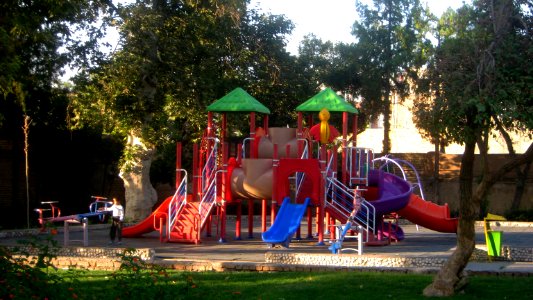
[249,0,468,54]
[64,0,468,80]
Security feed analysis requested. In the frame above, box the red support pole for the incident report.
[207,111,214,137]
[271,200,277,225]
[329,216,335,241]
[176,142,182,189]
[222,113,227,142]
[222,142,228,201]
[248,199,254,238]
[237,143,242,164]
[159,217,165,243]
[206,214,212,237]
[325,211,330,233]
[250,112,256,159]
[342,112,348,184]
[317,144,327,245]
[332,146,338,187]
[307,207,313,238]
[352,114,358,147]
[297,112,303,157]
[263,115,269,136]
[250,112,256,137]
[297,112,303,133]
[272,143,279,206]
[192,143,199,200]
[235,201,242,240]
[219,202,227,243]
[315,206,320,236]
[261,199,267,232]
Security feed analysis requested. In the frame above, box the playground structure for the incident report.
[120,87,459,251]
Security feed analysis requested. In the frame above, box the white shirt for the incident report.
[108,204,124,221]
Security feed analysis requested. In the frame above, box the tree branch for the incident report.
[474,142,533,199]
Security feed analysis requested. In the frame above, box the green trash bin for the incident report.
[486,230,503,257]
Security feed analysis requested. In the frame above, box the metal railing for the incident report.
[197,137,223,234]
[372,156,425,199]
[198,169,226,230]
[325,176,376,242]
[168,169,188,240]
[241,137,253,158]
[322,149,376,242]
[201,137,219,193]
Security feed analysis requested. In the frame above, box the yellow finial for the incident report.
[319,108,330,144]
[319,108,330,122]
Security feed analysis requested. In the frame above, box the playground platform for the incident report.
[1,217,532,275]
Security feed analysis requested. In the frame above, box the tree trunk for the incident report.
[511,162,531,210]
[23,115,32,229]
[424,142,533,296]
[423,140,477,296]
[496,116,530,211]
[119,133,158,221]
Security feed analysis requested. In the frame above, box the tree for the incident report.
[352,0,432,153]
[0,0,113,227]
[414,0,532,296]
[69,0,296,220]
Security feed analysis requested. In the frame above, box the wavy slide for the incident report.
[262,197,310,247]
[122,196,173,237]
[398,194,458,233]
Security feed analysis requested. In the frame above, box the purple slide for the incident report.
[366,169,413,216]
[361,170,412,241]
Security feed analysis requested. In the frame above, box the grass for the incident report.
[2,235,532,300]
[52,269,533,300]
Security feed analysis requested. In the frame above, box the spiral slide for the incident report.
[122,196,173,237]
[361,169,458,234]
[398,194,458,233]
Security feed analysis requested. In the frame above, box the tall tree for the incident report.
[0,0,113,226]
[69,0,295,220]
[414,0,532,296]
[352,0,432,153]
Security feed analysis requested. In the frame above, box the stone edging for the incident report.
[6,245,153,261]
[265,252,449,268]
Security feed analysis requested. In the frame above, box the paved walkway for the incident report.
[1,219,532,274]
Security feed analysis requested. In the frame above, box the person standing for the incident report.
[107,198,124,245]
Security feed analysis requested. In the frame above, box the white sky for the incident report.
[250,0,468,54]
[64,0,467,80]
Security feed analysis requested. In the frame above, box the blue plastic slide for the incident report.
[262,197,310,248]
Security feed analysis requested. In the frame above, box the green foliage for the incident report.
[2,235,533,299]
[0,0,112,124]
[413,1,532,148]
[351,0,434,151]
[0,234,78,299]
[69,1,299,175]
[0,236,192,299]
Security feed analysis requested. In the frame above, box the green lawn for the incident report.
[3,241,532,300]
[54,270,532,300]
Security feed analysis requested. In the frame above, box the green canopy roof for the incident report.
[207,88,270,114]
[296,87,358,113]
